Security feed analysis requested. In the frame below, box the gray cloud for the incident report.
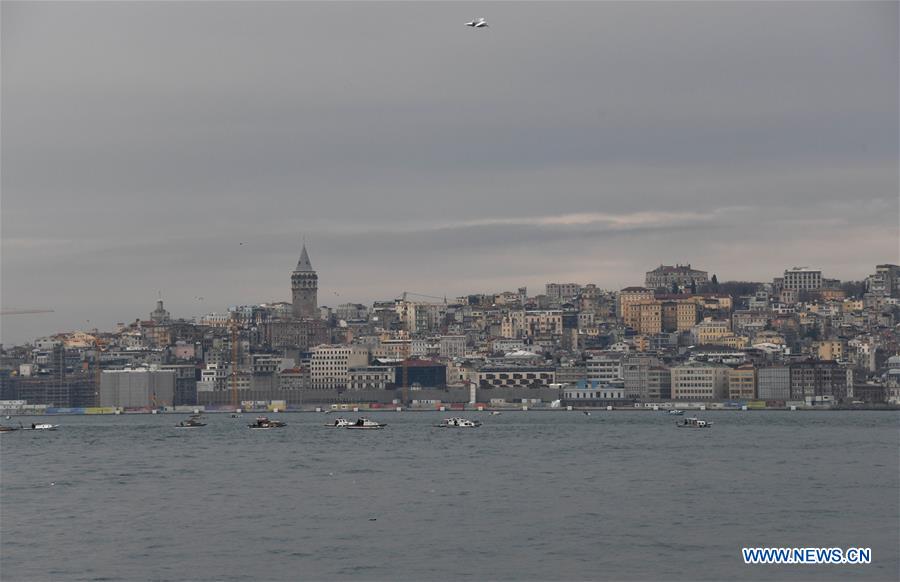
[2,0,897,344]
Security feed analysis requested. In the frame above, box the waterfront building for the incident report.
[309,345,369,390]
[159,363,198,405]
[670,362,730,400]
[99,369,175,408]
[391,359,448,388]
[347,367,394,390]
[789,361,850,401]
[622,354,668,400]
[586,353,624,385]
[197,363,228,392]
[728,365,756,400]
[477,365,556,389]
[278,367,309,391]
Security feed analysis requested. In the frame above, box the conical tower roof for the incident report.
[295,244,314,272]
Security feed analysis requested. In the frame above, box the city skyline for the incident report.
[1,246,892,346]
[3,2,897,344]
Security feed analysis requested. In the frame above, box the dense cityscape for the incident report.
[2,246,898,415]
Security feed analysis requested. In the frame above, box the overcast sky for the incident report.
[2,1,898,344]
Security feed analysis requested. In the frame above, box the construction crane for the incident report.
[400,291,447,304]
[229,314,241,412]
[1,308,54,315]
[94,337,107,407]
[400,330,410,407]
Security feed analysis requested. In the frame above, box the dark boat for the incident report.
[175,414,207,429]
[248,416,287,430]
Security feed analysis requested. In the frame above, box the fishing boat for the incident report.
[435,417,481,428]
[345,417,386,430]
[676,417,712,428]
[325,417,353,428]
[175,414,207,429]
[248,416,287,430]
[22,423,59,431]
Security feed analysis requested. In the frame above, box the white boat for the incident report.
[676,417,712,428]
[668,409,684,415]
[345,417,386,430]
[489,411,502,416]
[435,417,481,428]
[248,416,287,430]
[325,417,353,428]
[23,423,58,431]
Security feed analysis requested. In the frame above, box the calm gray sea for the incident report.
[1,411,898,581]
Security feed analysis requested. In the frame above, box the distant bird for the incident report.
[466,17,489,28]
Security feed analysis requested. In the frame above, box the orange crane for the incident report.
[94,337,107,407]
[229,314,240,412]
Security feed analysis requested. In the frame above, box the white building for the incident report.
[586,353,624,385]
[670,363,729,400]
[309,345,370,390]
[782,267,823,291]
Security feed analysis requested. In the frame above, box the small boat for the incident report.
[676,417,712,428]
[0,425,19,433]
[435,417,481,428]
[489,411,502,416]
[668,409,684,416]
[325,417,353,428]
[345,417,386,430]
[248,416,287,430]
[583,411,592,416]
[175,414,207,429]
[23,423,59,431]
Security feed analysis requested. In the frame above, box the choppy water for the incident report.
[1,411,898,581]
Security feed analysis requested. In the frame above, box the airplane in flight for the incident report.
[465,17,489,28]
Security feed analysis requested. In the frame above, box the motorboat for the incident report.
[489,411,502,416]
[583,411,592,416]
[345,417,386,430]
[175,414,207,428]
[0,425,19,433]
[668,409,685,415]
[248,416,287,430]
[325,417,353,428]
[23,423,58,431]
[676,417,712,428]
[436,417,481,428]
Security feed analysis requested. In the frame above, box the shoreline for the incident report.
[3,406,899,417]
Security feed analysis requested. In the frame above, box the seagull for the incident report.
[466,17,489,28]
